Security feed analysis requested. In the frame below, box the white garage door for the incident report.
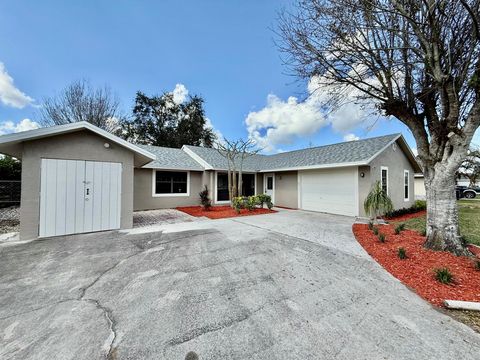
[39,159,122,237]
[299,167,358,216]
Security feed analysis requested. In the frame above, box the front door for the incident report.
[264,173,275,203]
[39,159,122,237]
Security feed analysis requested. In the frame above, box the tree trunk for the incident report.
[423,168,471,256]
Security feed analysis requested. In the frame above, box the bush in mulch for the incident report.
[177,205,276,220]
[385,200,426,219]
[353,223,480,307]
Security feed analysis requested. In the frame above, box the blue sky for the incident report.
[0,1,475,153]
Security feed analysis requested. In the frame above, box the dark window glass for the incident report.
[242,174,255,196]
[267,176,273,190]
[381,169,388,194]
[155,171,187,194]
[404,171,409,199]
[217,173,229,201]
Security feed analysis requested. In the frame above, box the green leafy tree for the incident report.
[122,92,216,148]
[0,156,21,180]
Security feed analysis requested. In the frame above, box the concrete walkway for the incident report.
[1,209,479,359]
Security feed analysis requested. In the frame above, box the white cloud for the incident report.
[172,83,188,104]
[246,73,378,152]
[411,148,418,156]
[343,133,360,142]
[0,119,40,135]
[0,62,34,108]
[245,93,328,152]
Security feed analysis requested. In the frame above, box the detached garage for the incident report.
[0,122,155,240]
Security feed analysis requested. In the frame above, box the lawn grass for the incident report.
[392,199,480,246]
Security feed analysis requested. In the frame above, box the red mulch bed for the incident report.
[177,206,276,219]
[353,223,480,307]
[385,210,426,222]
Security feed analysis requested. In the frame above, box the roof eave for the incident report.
[0,121,157,163]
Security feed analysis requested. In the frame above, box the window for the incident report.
[153,171,188,196]
[404,170,410,201]
[381,167,388,194]
[266,176,273,190]
[216,172,256,202]
[217,172,229,201]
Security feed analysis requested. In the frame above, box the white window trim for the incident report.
[152,170,190,197]
[381,166,389,195]
[404,169,410,201]
[214,170,257,204]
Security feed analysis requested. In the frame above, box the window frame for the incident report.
[214,171,257,204]
[380,166,389,195]
[404,169,410,201]
[151,170,190,197]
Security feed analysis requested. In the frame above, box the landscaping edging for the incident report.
[353,223,480,307]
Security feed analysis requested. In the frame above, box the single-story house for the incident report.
[0,121,421,240]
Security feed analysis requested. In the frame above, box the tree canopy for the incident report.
[0,156,21,180]
[122,91,216,148]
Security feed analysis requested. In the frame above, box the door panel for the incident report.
[299,168,357,216]
[39,159,122,237]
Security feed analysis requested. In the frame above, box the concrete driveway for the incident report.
[1,209,479,360]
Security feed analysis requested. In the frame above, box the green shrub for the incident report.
[394,223,406,235]
[368,221,374,230]
[385,200,426,218]
[434,268,453,284]
[420,228,427,236]
[198,185,212,210]
[415,200,426,210]
[398,247,407,259]
[246,196,257,211]
[372,226,379,235]
[378,233,386,243]
[232,197,245,214]
[475,260,480,271]
[256,194,273,209]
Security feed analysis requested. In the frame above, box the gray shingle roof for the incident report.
[260,134,399,170]
[182,145,267,171]
[138,145,204,171]
[183,134,400,171]
[140,134,403,172]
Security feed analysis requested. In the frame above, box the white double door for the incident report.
[39,159,122,237]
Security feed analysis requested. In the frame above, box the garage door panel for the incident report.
[300,168,357,216]
[54,159,67,236]
[74,160,86,234]
[40,159,122,237]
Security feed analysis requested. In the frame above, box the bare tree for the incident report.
[216,139,241,202]
[237,139,260,196]
[216,138,260,202]
[278,0,480,255]
[40,80,124,133]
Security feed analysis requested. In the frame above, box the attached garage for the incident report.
[298,167,358,216]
